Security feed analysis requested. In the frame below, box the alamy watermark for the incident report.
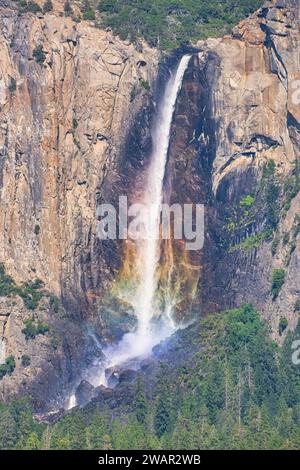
[96,196,204,251]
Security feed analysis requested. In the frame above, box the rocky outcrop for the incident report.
[188,0,300,339]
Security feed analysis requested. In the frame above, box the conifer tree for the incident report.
[154,393,172,438]
[0,407,17,449]
[24,432,41,450]
[87,410,106,449]
[135,375,147,425]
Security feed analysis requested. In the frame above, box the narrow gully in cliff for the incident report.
[66,55,192,410]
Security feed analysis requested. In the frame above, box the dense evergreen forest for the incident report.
[1,305,299,450]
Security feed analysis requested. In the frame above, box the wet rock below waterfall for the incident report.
[75,380,97,407]
[105,366,137,388]
[107,371,119,388]
[119,369,137,384]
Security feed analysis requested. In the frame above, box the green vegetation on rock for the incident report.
[271,237,279,256]
[21,355,31,367]
[16,281,45,310]
[33,45,46,65]
[96,0,262,49]
[283,161,300,212]
[0,264,46,310]
[8,77,17,93]
[22,318,49,340]
[18,1,42,13]
[140,79,151,92]
[229,230,272,252]
[264,160,280,230]
[279,317,288,336]
[81,0,96,20]
[18,0,263,50]
[283,232,289,245]
[226,159,284,256]
[271,269,285,300]
[239,194,255,209]
[0,356,16,380]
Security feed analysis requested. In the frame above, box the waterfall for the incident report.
[96,55,192,382]
[67,55,191,406]
[133,54,191,335]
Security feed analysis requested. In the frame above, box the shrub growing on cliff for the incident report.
[266,184,280,229]
[279,317,288,336]
[0,265,45,309]
[239,194,255,209]
[81,0,96,20]
[22,319,37,340]
[8,77,17,93]
[0,370,9,382]
[283,232,289,245]
[0,270,15,297]
[43,0,53,13]
[33,45,46,65]
[29,278,44,289]
[140,79,151,92]
[16,284,44,310]
[229,230,272,252]
[18,1,41,13]
[283,166,300,212]
[272,269,285,300]
[259,159,280,230]
[26,1,42,13]
[22,318,49,340]
[21,355,31,367]
[83,9,96,21]
[271,237,279,256]
[0,356,16,380]
[130,83,138,102]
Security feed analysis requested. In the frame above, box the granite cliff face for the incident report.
[157,0,300,342]
[0,0,299,410]
[193,0,300,337]
[0,0,160,408]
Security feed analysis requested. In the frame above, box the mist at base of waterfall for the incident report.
[94,316,176,388]
[65,55,192,411]
[65,316,177,410]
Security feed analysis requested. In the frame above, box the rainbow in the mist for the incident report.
[67,55,193,408]
[97,55,192,382]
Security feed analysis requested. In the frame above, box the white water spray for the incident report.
[66,56,191,406]
[66,393,77,410]
[96,55,191,381]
